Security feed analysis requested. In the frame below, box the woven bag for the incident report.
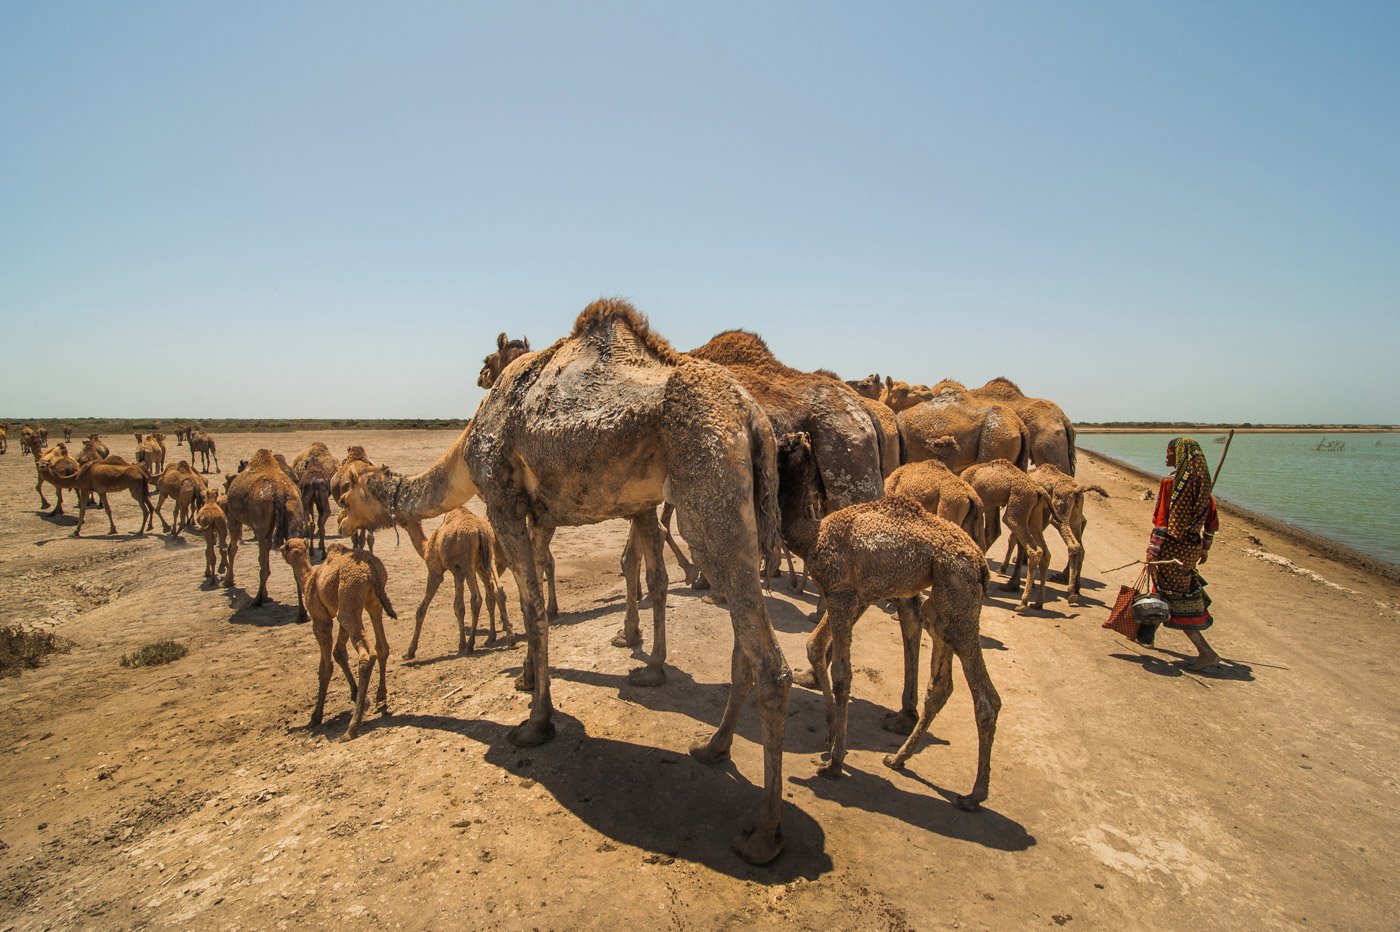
[1103,568,1149,640]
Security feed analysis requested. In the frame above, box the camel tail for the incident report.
[963,495,985,550]
[865,405,889,477]
[372,565,398,620]
[1066,422,1077,475]
[491,536,510,576]
[272,491,292,547]
[474,527,496,582]
[750,408,783,573]
[1079,483,1108,498]
[1015,422,1032,471]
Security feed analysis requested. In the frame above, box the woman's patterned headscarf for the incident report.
[1167,437,1212,537]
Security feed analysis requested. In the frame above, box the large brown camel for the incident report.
[189,429,219,474]
[801,494,999,809]
[961,459,1054,611]
[895,380,1031,473]
[71,460,155,537]
[135,434,166,477]
[465,299,791,864]
[331,446,380,550]
[224,449,307,613]
[884,457,985,547]
[293,443,340,557]
[32,443,80,514]
[280,539,397,740]
[402,507,512,660]
[972,377,1077,474]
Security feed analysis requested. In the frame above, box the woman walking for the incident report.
[1140,437,1221,670]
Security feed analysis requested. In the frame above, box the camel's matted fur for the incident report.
[404,507,512,659]
[802,494,1000,809]
[224,449,308,614]
[895,379,1031,473]
[465,298,791,864]
[973,377,1078,475]
[71,459,155,537]
[961,459,1054,611]
[196,489,230,583]
[884,456,986,547]
[280,539,397,740]
[293,443,340,558]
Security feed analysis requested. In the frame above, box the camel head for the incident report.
[340,467,398,531]
[928,435,960,464]
[847,374,883,401]
[881,378,936,412]
[279,537,313,575]
[478,332,532,389]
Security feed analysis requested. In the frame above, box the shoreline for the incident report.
[1081,449,1400,585]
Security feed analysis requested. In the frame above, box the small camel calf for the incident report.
[405,507,512,659]
[885,456,985,547]
[280,539,397,740]
[961,459,1054,611]
[1018,464,1109,604]
[196,490,229,583]
[804,494,1000,810]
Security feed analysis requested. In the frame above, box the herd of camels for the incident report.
[9,298,1110,865]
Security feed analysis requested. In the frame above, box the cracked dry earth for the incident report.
[3,430,1399,930]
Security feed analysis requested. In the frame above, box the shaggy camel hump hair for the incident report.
[982,376,1024,396]
[568,297,683,365]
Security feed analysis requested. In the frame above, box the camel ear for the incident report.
[885,376,893,389]
[497,332,508,350]
[522,337,530,350]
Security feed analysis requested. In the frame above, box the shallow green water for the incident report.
[1076,432,1400,565]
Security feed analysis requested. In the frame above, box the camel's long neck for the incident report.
[401,519,428,560]
[384,426,478,522]
[286,555,313,590]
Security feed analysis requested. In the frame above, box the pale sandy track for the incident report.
[2,430,1398,930]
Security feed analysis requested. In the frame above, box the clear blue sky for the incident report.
[3,2,1397,422]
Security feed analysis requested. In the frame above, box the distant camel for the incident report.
[189,429,220,474]
[32,443,80,514]
[224,449,307,613]
[196,489,229,584]
[71,459,155,537]
[403,507,512,659]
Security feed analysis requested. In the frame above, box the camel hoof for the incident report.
[732,826,784,865]
[627,665,666,688]
[688,741,730,766]
[700,593,728,607]
[955,794,984,812]
[1067,594,1084,606]
[610,628,642,649]
[791,668,818,689]
[882,753,905,771]
[461,643,475,655]
[508,719,555,747]
[402,650,417,661]
[998,581,1020,592]
[70,530,81,538]
[308,715,322,729]
[1050,570,1069,583]
[513,673,534,692]
[817,760,843,780]
[339,730,358,743]
[881,709,918,735]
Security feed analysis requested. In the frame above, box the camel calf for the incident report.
[280,539,397,740]
[153,461,209,537]
[961,459,1054,611]
[1020,464,1108,604]
[196,490,229,583]
[32,443,80,514]
[885,456,985,547]
[803,494,1000,811]
[405,507,512,659]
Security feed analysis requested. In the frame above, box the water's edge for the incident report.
[1082,450,1400,585]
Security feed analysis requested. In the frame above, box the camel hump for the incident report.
[981,376,1023,397]
[690,329,782,369]
[570,297,682,364]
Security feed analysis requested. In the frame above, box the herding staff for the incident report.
[1213,428,1236,488]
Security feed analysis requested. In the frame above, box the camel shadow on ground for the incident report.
[332,710,833,882]
[547,664,943,760]
[223,588,303,627]
[791,765,1035,853]
[1110,650,1256,682]
[981,592,1076,620]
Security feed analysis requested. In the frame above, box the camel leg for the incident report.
[217,530,228,574]
[627,512,669,687]
[944,623,1000,808]
[882,597,923,734]
[477,546,503,645]
[253,541,271,607]
[101,493,117,535]
[531,525,559,621]
[491,506,554,744]
[659,503,698,585]
[1000,542,1025,591]
[333,627,357,699]
[71,489,88,537]
[37,475,51,510]
[368,601,390,712]
[407,569,444,660]
[1059,518,1085,603]
[224,519,242,588]
[341,612,375,741]
[884,626,955,771]
[309,614,334,728]
[459,568,484,655]
[795,613,831,691]
[204,533,217,581]
[613,519,644,649]
[155,492,172,532]
[817,596,860,780]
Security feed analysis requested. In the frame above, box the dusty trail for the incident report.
[2,430,1398,929]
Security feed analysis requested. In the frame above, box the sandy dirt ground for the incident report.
[3,429,1399,930]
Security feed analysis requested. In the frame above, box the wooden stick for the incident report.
[1212,428,1236,488]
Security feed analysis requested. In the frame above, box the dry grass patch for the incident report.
[0,625,72,677]
[120,640,188,668]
